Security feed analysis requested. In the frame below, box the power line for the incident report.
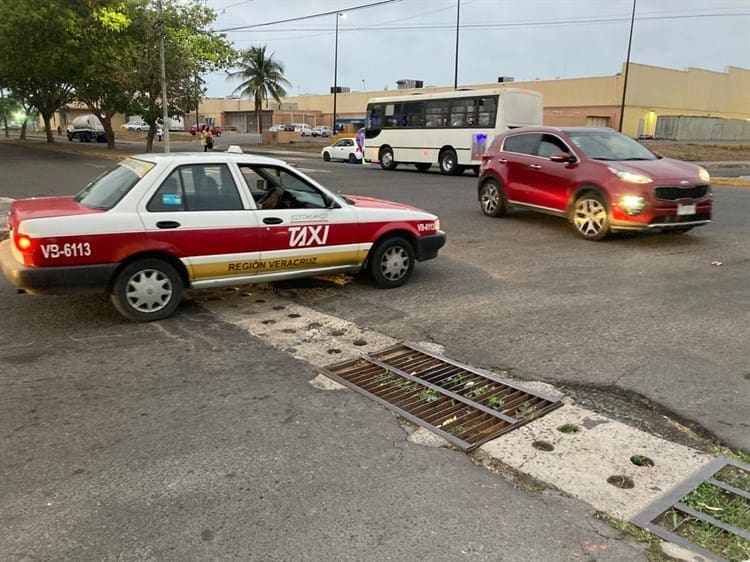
[222,11,750,33]
[216,0,404,32]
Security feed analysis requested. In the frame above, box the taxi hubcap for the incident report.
[381,246,409,280]
[126,269,173,312]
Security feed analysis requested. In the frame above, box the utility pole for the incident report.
[618,0,637,133]
[156,0,170,152]
[453,0,461,89]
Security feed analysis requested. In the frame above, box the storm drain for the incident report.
[632,456,750,562]
[319,342,562,451]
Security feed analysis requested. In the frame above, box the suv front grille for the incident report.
[654,185,709,201]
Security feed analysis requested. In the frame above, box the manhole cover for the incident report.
[633,456,750,562]
[320,343,562,451]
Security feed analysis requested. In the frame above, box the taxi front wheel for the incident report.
[369,237,415,288]
[111,259,184,322]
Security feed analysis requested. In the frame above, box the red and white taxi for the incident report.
[1,149,446,321]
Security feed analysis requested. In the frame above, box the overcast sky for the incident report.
[202,0,750,98]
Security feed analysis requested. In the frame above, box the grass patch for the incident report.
[556,423,580,434]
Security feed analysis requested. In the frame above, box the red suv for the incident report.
[477,127,712,240]
[190,123,222,137]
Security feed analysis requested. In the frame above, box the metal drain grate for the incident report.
[319,343,562,451]
[632,456,750,562]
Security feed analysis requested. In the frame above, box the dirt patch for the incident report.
[641,141,750,162]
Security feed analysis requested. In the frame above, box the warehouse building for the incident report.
[197,63,749,140]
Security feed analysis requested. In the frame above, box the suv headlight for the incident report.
[608,166,652,184]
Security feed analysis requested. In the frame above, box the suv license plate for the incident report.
[677,203,697,216]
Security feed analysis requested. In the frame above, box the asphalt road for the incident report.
[1,141,748,560]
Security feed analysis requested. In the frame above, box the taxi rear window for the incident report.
[74,158,155,210]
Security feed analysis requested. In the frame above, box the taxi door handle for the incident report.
[156,221,181,229]
[263,217,283,225]
[529,164,543,169]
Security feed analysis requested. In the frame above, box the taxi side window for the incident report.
[147,164,243,212]
[237,164,328,209]
[147,174,185,212]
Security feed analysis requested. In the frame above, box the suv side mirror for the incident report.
[549,152,575,163]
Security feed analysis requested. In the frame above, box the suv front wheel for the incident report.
[572,193,610,241]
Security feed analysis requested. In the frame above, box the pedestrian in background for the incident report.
[205,129,214,151]
[200,129,208,152]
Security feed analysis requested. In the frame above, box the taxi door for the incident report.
[239,164,364,277]
[138,163,262,286]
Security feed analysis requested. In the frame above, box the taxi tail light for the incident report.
[14,233,33,252]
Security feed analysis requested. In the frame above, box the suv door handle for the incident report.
[529,164,543,169]
[497,158,507,164]
[156,221,181,229]
[263,217,283,225]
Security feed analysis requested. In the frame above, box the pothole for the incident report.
[630,454,655,467]
[607,475,635,489]
[272,305,285,310]
[330,329,345,336]
[352,339,368,346]
[327,348,342,355]
[261,319,276,325]
[308,322,322,329]
[254,299,266,303]
[532,440,555,452]
[288,313,302,318]
[281,328,296,334]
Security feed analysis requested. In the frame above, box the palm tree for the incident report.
[227,46,290,134]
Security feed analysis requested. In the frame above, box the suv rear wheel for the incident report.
[479,178,507,217]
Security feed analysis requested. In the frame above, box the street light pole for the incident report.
[618,0,637,133]
[333,12,344,134]
[453,0,461,89]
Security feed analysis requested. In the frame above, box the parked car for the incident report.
[312,125,332,137]
[190,123,222,137]
[1,148,445,322]
[477,127,712,241]
[121,120,148,131]
[268,124,286,132]
[296,123,313,136]
[321,137,362,163]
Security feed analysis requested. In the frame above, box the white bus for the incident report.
[364,88,543,175]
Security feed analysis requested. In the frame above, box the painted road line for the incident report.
[201,292,715,525]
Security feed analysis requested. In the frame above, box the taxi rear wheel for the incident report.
[323,151,331,162]
[111,259,184,322]
[369,237,415,288]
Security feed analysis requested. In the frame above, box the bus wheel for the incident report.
[379,147,397,170]
[415,163,431,172]
[439,149,458,175]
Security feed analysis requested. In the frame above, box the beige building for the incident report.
[197,63,749,139]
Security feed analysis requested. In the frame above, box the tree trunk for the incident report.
[41,113,55,143]
[255,96,262,134]
[100,115,116,150]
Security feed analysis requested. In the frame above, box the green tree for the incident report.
[227,46,291,134]
[0,0,81,142]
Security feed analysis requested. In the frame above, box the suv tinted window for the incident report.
[502,133,541,155]
[538,134,572,158]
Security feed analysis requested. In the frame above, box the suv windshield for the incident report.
[567,130,657,161]
[74,158,155,210]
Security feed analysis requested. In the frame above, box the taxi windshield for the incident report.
[74,158,155,209]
